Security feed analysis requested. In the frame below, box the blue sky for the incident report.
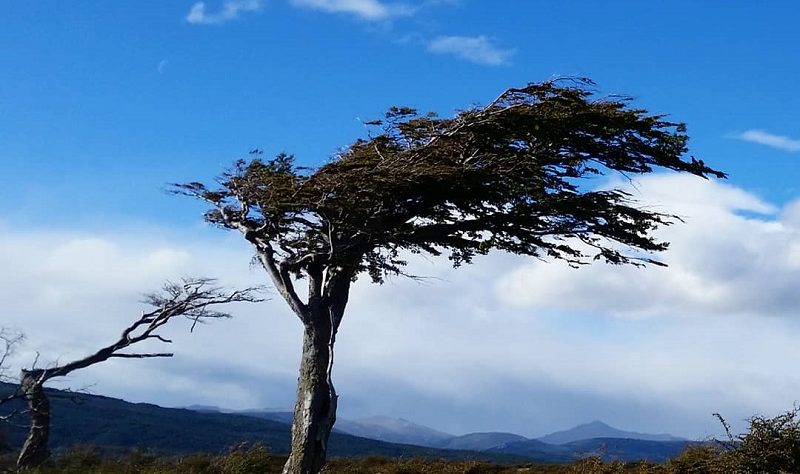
[2,1,800,439]
[3,1,799,226]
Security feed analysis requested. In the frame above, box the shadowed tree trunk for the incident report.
[283,316,335,473]
[17,370,49,468]
[281,266,350,474]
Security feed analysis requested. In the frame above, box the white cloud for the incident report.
[736,129,800,152]
[4,176,800,438]
[186,0,264,25]
[427,35,515,66]
[495,174,799,319]
[290,0,412,20]
[157,59,168,74]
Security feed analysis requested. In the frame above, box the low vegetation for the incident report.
[0,408,797,473]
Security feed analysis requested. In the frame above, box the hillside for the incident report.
[435,432,529,451]
[0,383,531,462]
[538,420,684,445]
[0,383,701,464]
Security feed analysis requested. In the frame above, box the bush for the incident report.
[664,445,728,474]
[664,408,800,474]
[209,443,277,474]
[730,408,800,473]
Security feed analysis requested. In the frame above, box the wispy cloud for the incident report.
[186,0,264,25]
[427,35,515,66]
[736,129,800,152]
[290,0,412,21]
[157,59,168,75]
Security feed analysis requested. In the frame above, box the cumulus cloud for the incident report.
[290,0,413,20]
[494,174,800,319]
[427,35,515,66]
[0,226,294,408]
[186,0,263,25]
[736,129,800,152]
[4,176,800,438]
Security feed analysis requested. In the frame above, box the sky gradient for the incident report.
[2,1,800,439]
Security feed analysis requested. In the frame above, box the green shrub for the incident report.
[730,408,800,473]
[209,443,277,474]
[664,445,727,474]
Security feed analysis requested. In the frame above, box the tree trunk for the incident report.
[282,312,337,474]
[17,369,51,469]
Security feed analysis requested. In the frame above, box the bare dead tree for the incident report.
[15,277,261,469]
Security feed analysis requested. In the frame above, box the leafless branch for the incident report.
[107,353,174,359]
[0,329,24,384]
[713,412,738,451]
[33,277,263,383]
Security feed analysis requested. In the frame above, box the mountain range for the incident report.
[190,405,686,451]
[1,383,698,463]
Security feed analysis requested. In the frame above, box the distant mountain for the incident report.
[334,416,454,448]
[181,406,691,463]
[0,383,532,462]
[199,409,457,449]
[487,438,575,462]
[184,404,223,413]
[437,432,529,451]
[538,420,684,445]
[564,438,695,463]
[232,410,295,425]
[491,436,695,463]
[0,383,695,465]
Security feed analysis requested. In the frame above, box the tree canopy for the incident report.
[178,79,725,284]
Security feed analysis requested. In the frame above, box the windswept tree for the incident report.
[176,79,725,474]
[14,278,260,469]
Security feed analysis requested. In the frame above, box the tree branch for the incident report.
[107,353,174,359]
[31,277,262,382]
[256,245,309,322]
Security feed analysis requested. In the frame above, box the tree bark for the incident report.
[282,313,336,474]
[282,266,350,474]
[17,369,50,469]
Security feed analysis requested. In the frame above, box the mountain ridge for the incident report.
[538,420,684,445]
[0,383,693,463]
[186,406,686,449]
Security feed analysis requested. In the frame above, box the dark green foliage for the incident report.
[175,79,725,284]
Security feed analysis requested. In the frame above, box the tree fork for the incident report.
[282,267,349,474]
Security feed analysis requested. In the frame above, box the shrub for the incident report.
[731,408,800,473]
[209,443,280,474]
[665,445,727,474]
